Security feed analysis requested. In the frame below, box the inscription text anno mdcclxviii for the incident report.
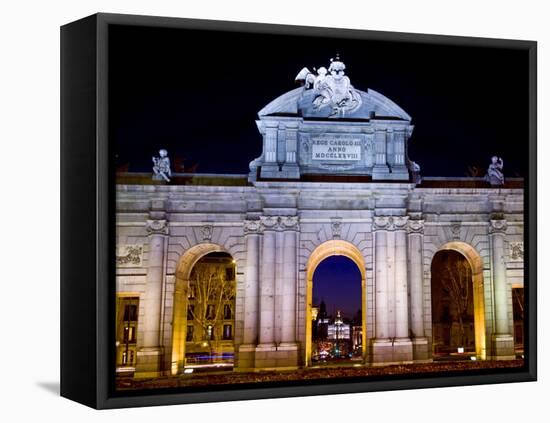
[311,138,361,161]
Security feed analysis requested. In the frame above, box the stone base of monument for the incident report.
[234,344,257,371]
[134,347,163,378]
[412,337,431,362]
[259,164,282,179]
[490,334,516,360]
[370,338,413,366]
[372,165,409,181]
[253,343,299,370]
[281,163,300,179]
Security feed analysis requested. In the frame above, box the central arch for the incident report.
[431,241,487,360]
[305,240,367,366]
[171,243,232,375]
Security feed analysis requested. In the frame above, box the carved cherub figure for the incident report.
[152,149,172,182]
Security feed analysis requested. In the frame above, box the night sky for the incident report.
[110,24,529,177]
[110,25,529,317]
[312,256,362,319]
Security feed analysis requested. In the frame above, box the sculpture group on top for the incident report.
[295,54,362,117]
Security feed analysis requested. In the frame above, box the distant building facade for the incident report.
[115,58,524,377]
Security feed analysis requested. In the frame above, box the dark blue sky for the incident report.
[109,24,529,177]
[312,256,362,319]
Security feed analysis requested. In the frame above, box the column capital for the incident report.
[280,215,299,231]
[489,219,507,234]
[259,215,299,231]
[146,219,169,235]
[407,219,425,235]
[244,219,263,235]
[373,215,409,231]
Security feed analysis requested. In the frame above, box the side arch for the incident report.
[305,240,367,366]
[431,241,486,360]
[170,243,230,375]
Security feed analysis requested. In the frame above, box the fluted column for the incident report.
[394,217,409,339]
[264,123,278,163]
[242,220,261,346]
[258,216,277,347]
[371,216,413,364]
[136,218,168,376]
[281,216,299,345]
[373,217,389,341]
[372,128,390,180]
[489,219,514,358]
[407,220,426,339]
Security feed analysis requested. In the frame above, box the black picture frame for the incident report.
[61,12,537,409]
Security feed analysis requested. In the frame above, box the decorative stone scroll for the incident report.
[373,215,409,231]
[509,242,524,262]
[489,219,508,234]
[259,215,299,231]
[145,219,169,235]
[116,244,143,267]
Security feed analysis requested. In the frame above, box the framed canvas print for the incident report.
[60,13,537,409]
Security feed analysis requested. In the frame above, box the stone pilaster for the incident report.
[237,220,262,369]
[372,128,390,180]
[260,122,280,177]
[255,215,299,369]
[282,122,300,178]
[407,219,429,361]
[371,215,413,365]
[136,218,168,377]
[371,216,392,362]
[393,217,413,362]
[489,219,515,359]
[258,216,277,348]
[280,217,299,347]
[390,130,409,179]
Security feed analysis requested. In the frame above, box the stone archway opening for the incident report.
[305,240,367,367]
[430,242,486,360]
[171,243,236,375]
